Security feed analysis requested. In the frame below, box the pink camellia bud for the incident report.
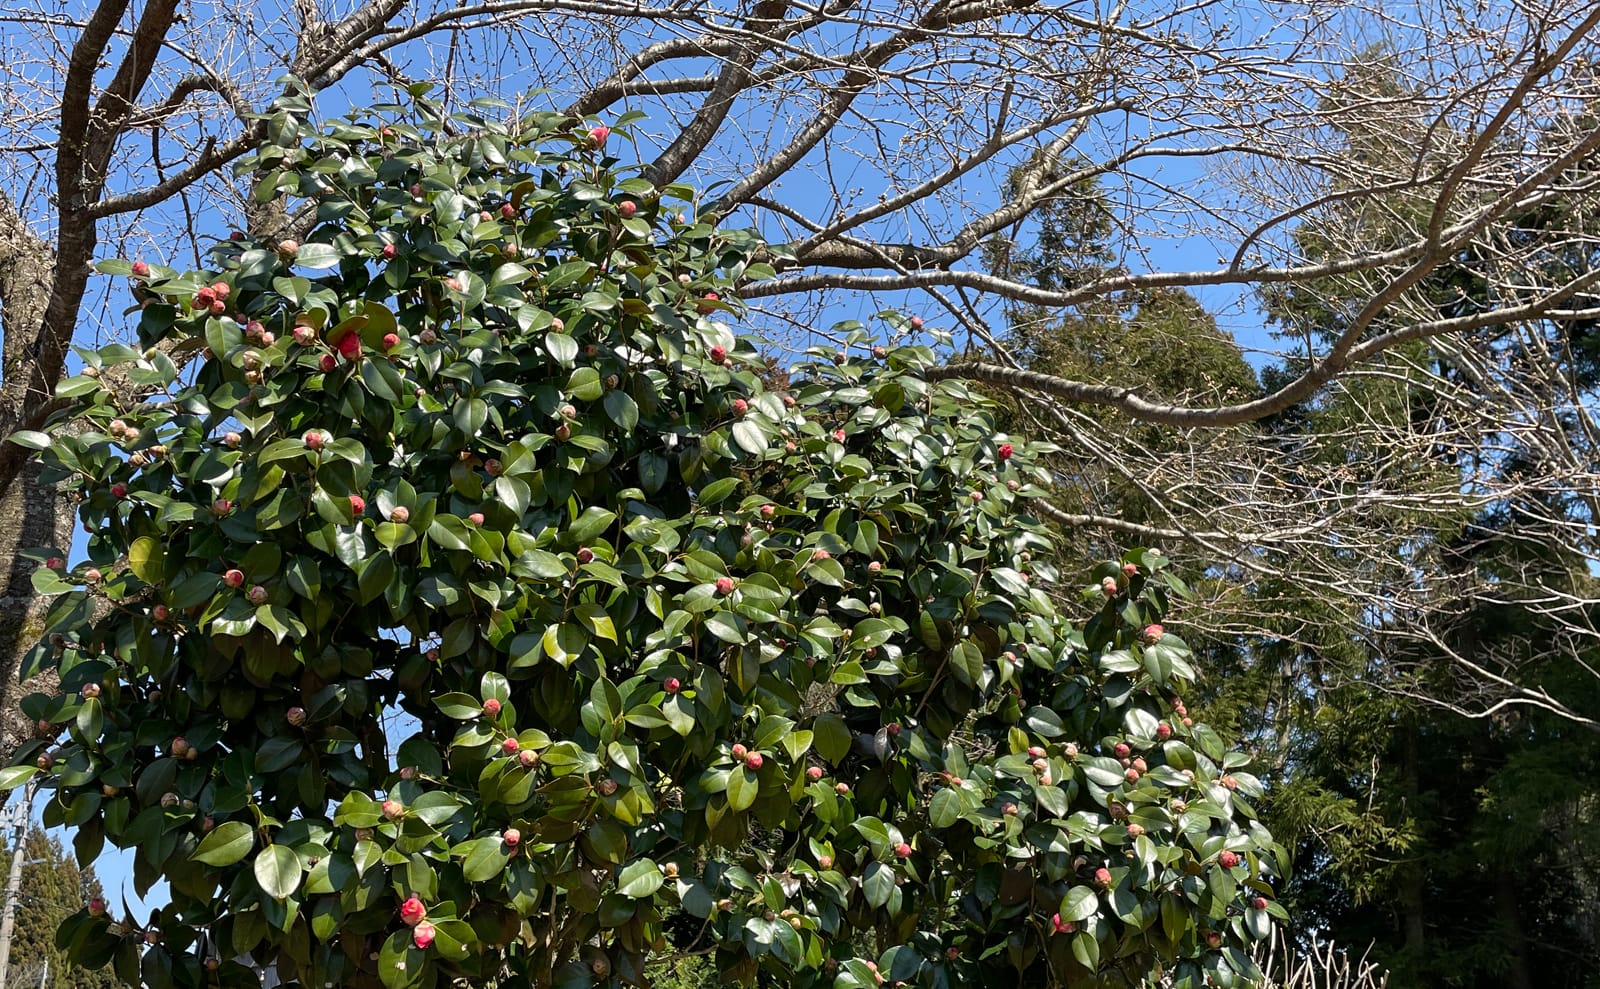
[1206,931,1223,948]
[730,743,748,761]
[278,240,299,257]
[1221,775,1238,790]
[382,799,404,820]
[131,261,150,278]
[170,737,190,758]
[247,585,268,606]
[618,201,637,218]
[832,429,846,443]
[83,568,101,583]
[731,398,748,415]
[410,184,424,199]
[399,896,426,927]
[1125,768,1140,783]
[224,431,242,447]
[817,854,833,869]
[589,125,610,146]
[575,547,594,564]
[759,504,776,520]
[337,333,361,360]
[483,698,502,717]
[355,827,374,841]
[1114,742,1131,758]
[1142,624,1164,645]
[303,431,324,451]
[467,512,485,527]
[1218,850,1240,869]
[1094,867,1113,887]
[1183,717,1194,727]
[223,569,245,588]
[744,752,763,770]
[1156,722,1172,740]
[500,203,516,219]
[349,494,366,515]
[1051,913,1076,935]
[1132,757,1147,773]
[835,782,851,795]
[886,722,902,737]
[872,345,887,360]
[195,288,215,308]
[663,677,681,693]
[110,483,128,499]
[88,896,106,917]
[399,767,418,781]
[286,707,307,726]
[484,458,503,477]
[1127,823,1145,837]
[698,292,719,314]
[596,779,618,796]
[708,345,727,363]
[152,604,169,621]
[212,498,232,517]
[1101,576,1119,597]
[244,320,264,339]
[412,921,436,949]
[390,506,410,524]
[382,243,398,260]
[519,749,540,768]
[998,443,1013,460]
[715,576,735,595]
[503,828,521,848]
[45,557,63,570]
[35,753,52,770]
[1002,802,1019,816]
[806,766,823,781]
[554,423,572,441]
[1251,895,1269,911]
[1122,562,1139,578]
[382,333,400,351]
[502,737,520,755]
[80,683,100,699]
[1028,746,1046,759]
[319,353,338,372]
[894,842,912,859]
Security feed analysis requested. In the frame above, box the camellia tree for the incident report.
[0,90,1284,989]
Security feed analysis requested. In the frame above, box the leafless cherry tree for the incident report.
[2,0,1600,748]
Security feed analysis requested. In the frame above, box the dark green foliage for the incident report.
[3,89,1280,989]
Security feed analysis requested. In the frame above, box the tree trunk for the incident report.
[0,199,68,759]
[0,463,71,758]
[1492,868,1536,989]
[1398,720,1429,985]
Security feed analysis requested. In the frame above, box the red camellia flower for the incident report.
[998,443,1013,460]
[399,896,427,927]
[319,353,338,372]
[589,125,610,146]
[412,921,436,949]
[337,333,361,359]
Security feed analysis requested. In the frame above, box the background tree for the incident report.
[4,0,1600,749]
[5,827,117,989]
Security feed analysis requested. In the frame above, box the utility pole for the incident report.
[0,784,33,989]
